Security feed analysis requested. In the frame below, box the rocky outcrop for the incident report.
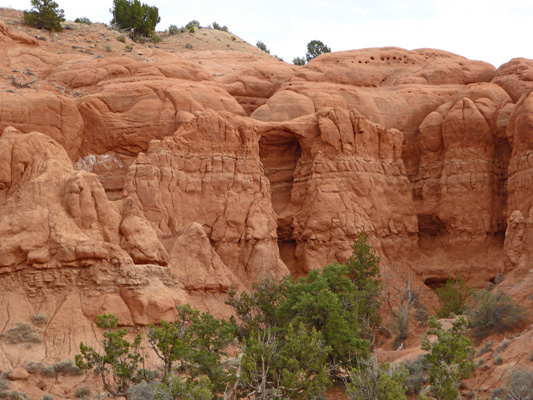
[0,126,237,366]
[217,56,297,115]
[409,83,513,283]
[77,79,245,156]
[258,108,418,274]
[0,92,83,159]
[46,56,215,90]
[493,58,533,102]
[295,48,495,86]
[0,127,127,270]
[123,110,289,283]
[503,90,533,274]
[0,20,38,45]
[2,16,533,382]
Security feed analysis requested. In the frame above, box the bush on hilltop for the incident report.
[23,0,65,31]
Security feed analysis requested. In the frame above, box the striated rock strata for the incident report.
[1,16,533,376]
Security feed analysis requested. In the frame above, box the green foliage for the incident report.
[80,235,383,399]
[402,356,427,395]
[393,312,410,348]
[185,20,200,30]
[227,234,380,379]
[306,39,331,61]
[41,395,53,400]
[74,17,92,24]
[212,22,228,32]
[477,342,493,357]
[25,360,81,377]
[384,268,423,348]
[168,25,179,35]
[23,0,65,31]
[78,308,223,399]
[240,323,330,399]
[346,358,408,400]
[75,314,145,397]
[434,273,472,318]
[344,232,382,338]
[127,380,154,400]
[31,313,47,326]
[421,316,475,400]
[414,303,429,325]
[277,323,331,398]
[5,392,29,400]
[225,275,287,338]
[495,338,511,356]
[111,0,160,40]
[151,32,161,44]
[494,356,503,365]
[117,34,126,43]
[501,368,533,400]
[276,263,370,370]
[155,375,213,400]
[74,387,90,399]
[0,379,7,398]
[148,304,234,393]
[52,360,82,375]
[292,56,306,65]
[3,323,42,344]
[256,41,270,54]
[468,290,527,341]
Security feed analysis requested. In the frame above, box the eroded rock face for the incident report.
[493,58,533,102]
[0,92,83,159]
[256,108,418,275]
[216,57,297,115]
[0,127,236,367]
[409,84,513,283]
[0,20,38,46]
[296,47,495,87]
[46,56,216,90]
[0,127,122,269]
[2,15,533,378]
[77,80,245,156]
[123,110,289,283]
[504,91,533,273]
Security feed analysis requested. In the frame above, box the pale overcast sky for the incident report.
[2,0,532,68]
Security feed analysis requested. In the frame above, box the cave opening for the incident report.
[417,213,448,249]
[259,131,302,276]
[417,213,447,237]
[423,276,450,291]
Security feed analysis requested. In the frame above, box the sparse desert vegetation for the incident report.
[0,3,532,400]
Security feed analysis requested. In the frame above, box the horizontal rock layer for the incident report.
[1,17,533,372]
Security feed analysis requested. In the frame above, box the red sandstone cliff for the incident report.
[0,9,532,398]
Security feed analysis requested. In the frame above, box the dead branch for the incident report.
[8,74,37,89]
[384,266,425,347]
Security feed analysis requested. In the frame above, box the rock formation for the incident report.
[0,13,532,392]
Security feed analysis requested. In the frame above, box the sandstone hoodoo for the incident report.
[0,7,532,399]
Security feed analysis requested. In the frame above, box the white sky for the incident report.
[3,0,533,68]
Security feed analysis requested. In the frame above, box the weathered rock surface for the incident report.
[1,17,533,391]
[409,83,513,283]
[260,108,418,275]
[0,92,83,159]
[503,90,533,275]
[0,20,38,46]
[493,58,533,102]
[123,110,289,282]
